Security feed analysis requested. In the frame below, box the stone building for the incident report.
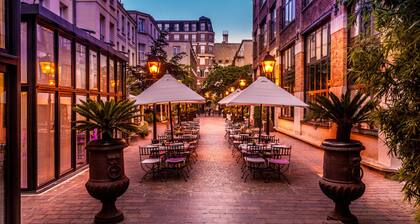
[213,32,253,67]
[252,0,400,172]
[156,16,215,80]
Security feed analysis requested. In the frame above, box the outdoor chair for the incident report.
[268,145,291,183]
[243,145,268,182]
[139,145,161,182]
[162,143,188,181]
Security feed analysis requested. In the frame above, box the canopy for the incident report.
[227,76,308,107]
[218,89,241,105]
[135,74,205,105]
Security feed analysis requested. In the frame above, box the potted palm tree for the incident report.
[307,91,376,224]
[74,99,139,224]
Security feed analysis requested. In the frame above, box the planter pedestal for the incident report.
[85,139,129,224]
[319,140,365,224]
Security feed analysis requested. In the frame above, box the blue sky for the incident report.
[122,0,253,43]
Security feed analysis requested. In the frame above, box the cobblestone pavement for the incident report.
[22,117,415,223]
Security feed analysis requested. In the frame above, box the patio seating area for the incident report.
[21,117,415,223]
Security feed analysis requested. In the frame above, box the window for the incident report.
[100,54,107,92]
[281,46,295,117]
[109,59,115,93]
[174,23,179,31]
[37,25,55,85]
[0,72,5,214]
[157,24,162,30]
[0,0,4,48]
[303,0,313,7]
[21,22,28,83]
[37,92,55,186]
[191,23,196,31]
[164,24,169,31]
[200,22,206,31]
[192,34,196,42]
[138,44,146,65]
[184,23,189,31]
[200,58,206,65]
[305,23,330,103]
[184,34,189,41]
[100,14,105,41]
[259,20,267,51]
[138,18,145,32]
[89,50,98,90]
[127,22,130,39]
[121,16,125,34]
[59,96,72,175]
[109,23,115,44]
[75,95,87,167]
[21,92,28,188]
[75,44,86,89]
[59,2,68,21]
[283,0,295,27]
[200,45,205,54]
[209,34,214,42]
[58,36,71,87]
[173,46,181,55]
[174,34,180,41]
[200,34,205,42]
[116,61,123,93]
[208,45,213,54]
[270,7,276,41]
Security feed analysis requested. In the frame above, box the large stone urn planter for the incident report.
[85,139,130,224]
[319,140,365,224]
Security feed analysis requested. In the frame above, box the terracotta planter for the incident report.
[319,140,365,224]
[85,139,130,224]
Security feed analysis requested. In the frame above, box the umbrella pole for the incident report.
[177,104,181,124]
[241,106,244,122]
[259,104,262,143]
[266,106,270,136]
[153,104,157,141]
[169,102,174,140]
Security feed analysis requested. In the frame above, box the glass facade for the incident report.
[20,22,127,191]
[37,92,55,186]
[58,36,72,87]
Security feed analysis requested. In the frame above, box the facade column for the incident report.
[329,6,348,96]
[293,38,305,136]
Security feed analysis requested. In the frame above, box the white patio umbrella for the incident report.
[135,74,205,140]
[218,89,241,105]
[227,76,308,141]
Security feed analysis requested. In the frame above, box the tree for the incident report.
[127,32,197,95]
[345,0,420,207]
[202,64,253,102]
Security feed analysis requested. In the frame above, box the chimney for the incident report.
[222,31,229,43]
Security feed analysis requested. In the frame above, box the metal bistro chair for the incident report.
[163,143,188,181]
[243,144,268,182]
[139,145,161,182]
[268,145,291,183]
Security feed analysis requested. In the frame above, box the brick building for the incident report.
[156,16,215,80]
[252,0,400,171]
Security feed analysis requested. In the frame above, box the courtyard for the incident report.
[21,117,415,224]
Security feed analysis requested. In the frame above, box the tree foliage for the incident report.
[345,0,420,206]
[127,32,197,95]
[202,64,253,102]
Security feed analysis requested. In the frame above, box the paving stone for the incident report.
[22,117,416,223]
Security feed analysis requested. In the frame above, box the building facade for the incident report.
[19,1,128,193]
[156,16,215,80]
[128,10,160,66]
[252,0,399,171]
[0,0,21,222]
[116,0,136,66]
[213,31,253,67]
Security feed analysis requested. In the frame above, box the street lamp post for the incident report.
[147,56,162,142]
[261,53,276,136]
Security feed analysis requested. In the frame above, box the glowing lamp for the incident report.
[225,91,229,96]
[229,87,235,92]
[239,79,246,87]
[147,56,161,77]
[40,61,55,75]
[261,53,276,76]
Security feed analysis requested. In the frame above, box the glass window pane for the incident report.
[109,59,115,93]
[76,44,87,89]
[59,36,72,87]
[21,92,28,188]
[0,0,4,48]
[89,50,98,90]
[316,30,321,60]
[37,25,55,86]
[60,96,72,174]
[37,92,55,186]
[322,25,328,57]
[100,54,107,93]
[76,96,87,167]
[117,61,122,93]
[21,22,28,83]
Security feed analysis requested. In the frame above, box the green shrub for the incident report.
[137,121,149,138]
